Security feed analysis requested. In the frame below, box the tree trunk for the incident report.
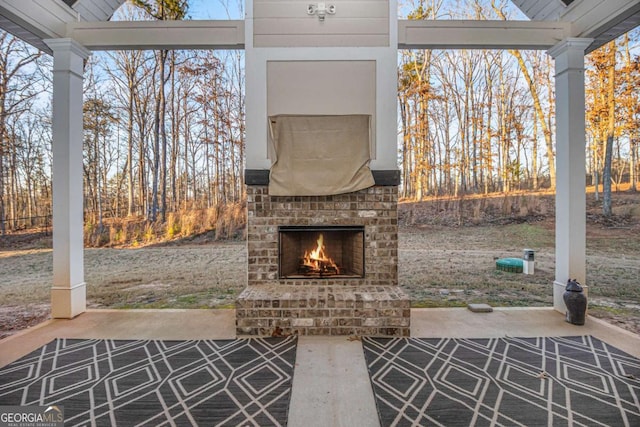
[602,44,616,217]
[149,50,169,222]
[169,53,178,211]
[532,109,539,189]
[623,34,637,193]
[631,136,638,192]
[498,61,509,193]
[483,55,494,194]
[0,126,5,234]
[127,78,135,216]
[160,50,169,222]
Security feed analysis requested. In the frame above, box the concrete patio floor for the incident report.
[1,308,639,427]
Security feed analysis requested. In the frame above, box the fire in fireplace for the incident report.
[300,233,339,276]
[279,226,365,279]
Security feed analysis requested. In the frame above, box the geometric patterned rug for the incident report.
[362,336,640,427]
[0,336,297,426]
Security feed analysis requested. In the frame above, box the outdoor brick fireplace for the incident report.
[236,181,410,336]
[237,0,409,336]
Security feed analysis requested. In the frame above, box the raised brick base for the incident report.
[236,285,410,337]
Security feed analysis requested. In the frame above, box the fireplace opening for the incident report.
[279,226,365,279]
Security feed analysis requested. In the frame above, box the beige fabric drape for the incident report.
[268,115,375,196]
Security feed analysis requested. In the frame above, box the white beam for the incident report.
[63,19,576,53]
[398,20,572,50]
[66,20,245,50]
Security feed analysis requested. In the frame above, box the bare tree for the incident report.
[620,33,640,192]
[587,41,619,213]
[491,1,556,190]
[131,0,187,222]
[0,32,42,233]
[602,42,617,216]
[106,46,150,216]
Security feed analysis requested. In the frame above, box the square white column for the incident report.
[44,38,90,319]
[548,38,592,313]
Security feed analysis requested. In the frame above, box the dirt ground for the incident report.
[1,191,639,339]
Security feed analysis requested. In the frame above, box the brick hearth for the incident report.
[236,285,410,336]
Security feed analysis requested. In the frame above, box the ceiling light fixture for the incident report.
[307,3,336,21]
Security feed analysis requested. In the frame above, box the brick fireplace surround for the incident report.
[236,174,411,337]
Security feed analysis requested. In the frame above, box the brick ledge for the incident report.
[236,285,411,337]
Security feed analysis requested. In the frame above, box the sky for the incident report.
[111,0,244,20]
[185,0,244,20]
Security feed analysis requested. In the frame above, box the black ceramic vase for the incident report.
[563,279,587,325]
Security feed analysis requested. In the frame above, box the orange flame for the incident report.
[302,233,338,273]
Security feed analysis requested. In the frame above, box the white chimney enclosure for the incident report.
[245,0,398,171]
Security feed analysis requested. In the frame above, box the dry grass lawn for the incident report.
[1,192,639,339]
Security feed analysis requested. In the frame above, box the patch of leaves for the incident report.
[586,213,635,228]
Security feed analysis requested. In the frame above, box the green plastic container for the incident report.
[496,257,524,273]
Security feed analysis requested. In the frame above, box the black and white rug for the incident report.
[0,336,297,426]
[363,336,640,427]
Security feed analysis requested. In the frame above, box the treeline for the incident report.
[0,1,246,239]
[0,0,638,236]
[0,32,51,234]
[398,0,640,200]
[82,2,245,234]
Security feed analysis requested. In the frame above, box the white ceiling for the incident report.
[0,0,126,53]
[511,0,569,21]
[511,0,640,52]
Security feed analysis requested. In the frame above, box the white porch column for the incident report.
[44,38,90,318]
[548,38,592,313]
